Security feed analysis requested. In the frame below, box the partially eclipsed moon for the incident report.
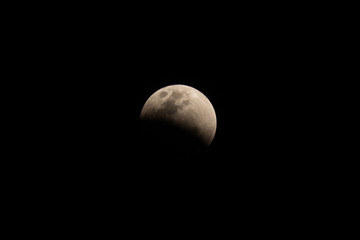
[140,84,217,147]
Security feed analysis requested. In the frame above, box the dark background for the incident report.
[18,3,334,236]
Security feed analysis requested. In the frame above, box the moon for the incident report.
[140,84,217,148]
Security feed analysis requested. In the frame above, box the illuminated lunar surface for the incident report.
[140,84,217,147]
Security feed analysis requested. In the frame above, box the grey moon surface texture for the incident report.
[140,84,217,146]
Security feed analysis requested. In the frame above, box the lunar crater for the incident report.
[171,90,184,100]
[182,99,190,106]
[159,91,168,98]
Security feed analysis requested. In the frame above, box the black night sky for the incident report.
[23,3,332,236]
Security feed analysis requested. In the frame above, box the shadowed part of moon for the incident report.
[139,118,204,154]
